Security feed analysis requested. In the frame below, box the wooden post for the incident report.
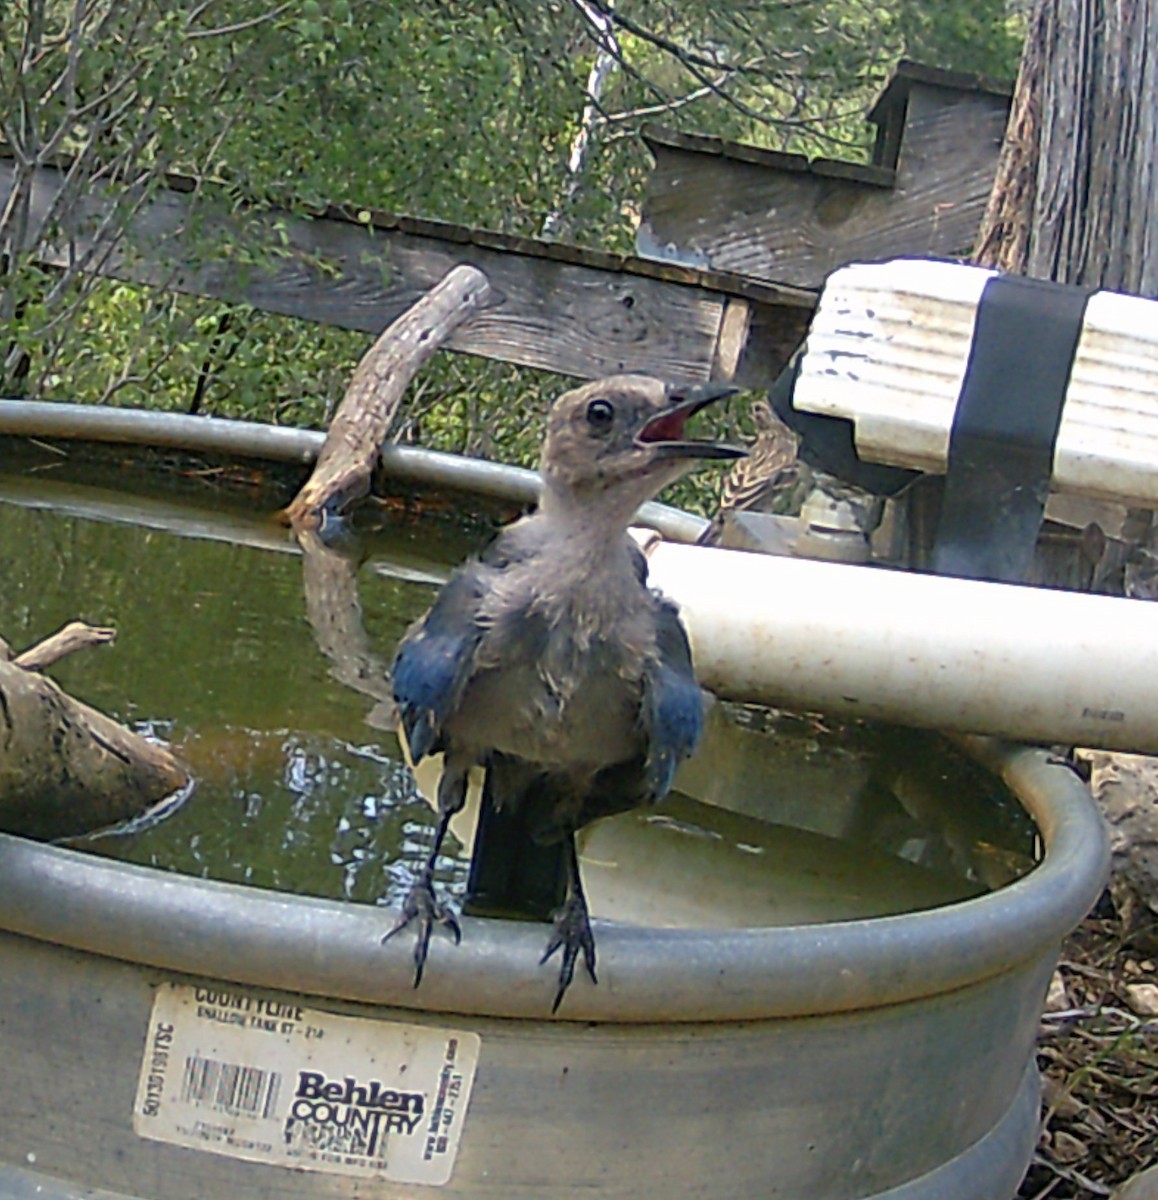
[285,264,493,529]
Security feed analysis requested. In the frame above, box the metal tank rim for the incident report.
[0,738,1108,1023]
[0,398,708,542]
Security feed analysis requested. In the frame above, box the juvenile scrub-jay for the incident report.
[386,374,743,1010]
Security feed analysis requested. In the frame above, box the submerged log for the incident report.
[285,263,494,530]
[0,625,189,841]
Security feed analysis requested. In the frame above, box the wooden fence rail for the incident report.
[0,157,815,391]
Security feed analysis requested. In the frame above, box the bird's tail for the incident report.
[462,754,570,922]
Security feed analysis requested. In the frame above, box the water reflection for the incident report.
[0,458,1037,930]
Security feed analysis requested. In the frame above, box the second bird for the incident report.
[387,374,743,1010]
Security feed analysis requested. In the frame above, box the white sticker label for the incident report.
[133,983,479,1186]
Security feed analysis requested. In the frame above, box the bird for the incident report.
[385,374,743,1010]
[696,398,804,546]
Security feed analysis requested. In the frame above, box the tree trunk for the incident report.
[975,0,1158,293]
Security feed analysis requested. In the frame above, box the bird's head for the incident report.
[540,375,744,517]
[749,398,779,434]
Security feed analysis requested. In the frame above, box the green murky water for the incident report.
[0,446,1038,929]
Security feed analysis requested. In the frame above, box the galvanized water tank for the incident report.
[0,406,1110,1200]
[0,740,1106,1200]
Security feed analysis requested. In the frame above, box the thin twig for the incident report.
[14,621,117,671]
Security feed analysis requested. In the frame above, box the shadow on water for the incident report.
[0,446,1038,930]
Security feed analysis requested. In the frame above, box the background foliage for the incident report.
[0,0,1023,489]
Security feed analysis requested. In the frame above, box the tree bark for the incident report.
[0,628,189,841]
[284,264,493,530]
[975,0,1158,293]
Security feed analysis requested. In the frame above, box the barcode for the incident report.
[180,1054,282,1120]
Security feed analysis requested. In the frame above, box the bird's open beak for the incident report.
[635,383,746,460]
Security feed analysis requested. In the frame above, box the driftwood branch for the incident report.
[287,266,495,737]
[12,621,117,672]
[297,527,397,732]
[284,263,493,530]
[0,632,189,841]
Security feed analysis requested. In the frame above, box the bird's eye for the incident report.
[586,399,615,432]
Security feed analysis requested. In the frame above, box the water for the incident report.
[0,445,1038,929]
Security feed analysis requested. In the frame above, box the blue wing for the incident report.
[391,566,485,763]
[641,598,705,801]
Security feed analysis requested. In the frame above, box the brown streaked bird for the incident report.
[386,375,743,1011]
[696,398,803,546]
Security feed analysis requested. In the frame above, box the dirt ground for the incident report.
[1017,889,1158,1199]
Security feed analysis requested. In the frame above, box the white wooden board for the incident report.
[793,258,1158,507]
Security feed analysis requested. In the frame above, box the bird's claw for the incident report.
[540,894,597,1012]
[382,879,461,988]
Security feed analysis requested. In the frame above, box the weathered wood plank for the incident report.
[1,158,815,389]
[866,61,1013,170]
[639,125,896,187]
[639,76,1012,289]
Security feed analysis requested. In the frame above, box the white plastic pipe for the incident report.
[644,540,1158,753]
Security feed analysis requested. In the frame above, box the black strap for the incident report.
[930,274,1093,583]
[769,354,920,498]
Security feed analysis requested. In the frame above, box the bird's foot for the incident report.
[540,892,597,1013]
[381,878,461,989]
